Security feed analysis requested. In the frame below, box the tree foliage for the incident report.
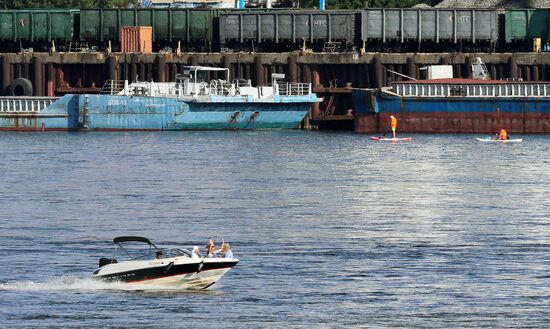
[0,0,442,9]
[282,0,442,10]
[363,0,441,8]
[0,0,137,9]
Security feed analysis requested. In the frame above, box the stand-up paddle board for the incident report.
[475,137,522,143]
[370,137,413,141]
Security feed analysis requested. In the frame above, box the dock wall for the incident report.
[1,52,549,131]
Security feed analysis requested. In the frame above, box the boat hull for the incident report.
[93,258,239,290]
[353,90,550,133]
[0,94,314,131]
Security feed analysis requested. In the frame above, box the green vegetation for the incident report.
[0,0,441,9]
[363,0,441,8]
[294,0,442,9]
[0,0,137,9]
[284,0,443,9]
[330,0,442,9]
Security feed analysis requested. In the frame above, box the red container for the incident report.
[120,26,152,53]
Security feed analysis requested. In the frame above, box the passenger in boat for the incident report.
[222,243,233,259]
[215,242,233,258]
[497,128,509,140]
[390,115,397,138]
[206,240,217,258]
[155,251,163,259]
[191,246,201,258]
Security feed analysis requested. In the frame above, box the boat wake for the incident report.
[0,275,199,293]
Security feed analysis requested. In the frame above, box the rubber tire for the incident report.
[9,78,33,96]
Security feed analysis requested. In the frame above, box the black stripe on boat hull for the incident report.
[95,261,238,283]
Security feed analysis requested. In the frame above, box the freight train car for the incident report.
[360,8,498,52]
[0,9,78,52]
[218,10,360,52]
[0,8,547,54]
[505,9,550,51]
[79,8,219,51]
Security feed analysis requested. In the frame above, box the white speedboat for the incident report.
[93,236,238,290]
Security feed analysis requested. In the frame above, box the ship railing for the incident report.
[0,97,58,113]
[276,82,312,96]
[395,83,550,97]
[100,80,125,95]
[209,80,233,96]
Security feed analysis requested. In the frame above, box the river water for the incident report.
[0,131,548,328]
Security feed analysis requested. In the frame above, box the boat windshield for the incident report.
[127,248,192,260]
[112,237,192,261]
[155,248,191,259]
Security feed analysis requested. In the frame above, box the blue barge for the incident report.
[0,66,319,131]
[354,74,550,134]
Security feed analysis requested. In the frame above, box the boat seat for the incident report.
[99,257,118,267]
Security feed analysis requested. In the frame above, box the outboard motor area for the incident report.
[99,257,117,268]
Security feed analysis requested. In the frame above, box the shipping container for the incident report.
[505,9,550,43]
[120,26,152,53]
[361,9,498,45]
[219,10,359,50]
[0,9,77,42]
[80,8,216,48]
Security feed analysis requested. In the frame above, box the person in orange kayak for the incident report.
[390,115,397,138]
[497,128,508,140]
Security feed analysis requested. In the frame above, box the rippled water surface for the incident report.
[0,131,549,328]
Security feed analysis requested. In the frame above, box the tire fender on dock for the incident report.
[9,78,33,96]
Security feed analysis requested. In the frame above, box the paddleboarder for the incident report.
[390,115,397,138]
[497,128,508,140]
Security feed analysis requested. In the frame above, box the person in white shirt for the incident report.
[191,246,200,258]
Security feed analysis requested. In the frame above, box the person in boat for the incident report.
[222,243,233,259]
[497,128,509,140]
[206,240,217,258]
[215,241,233,258]
[191,246,201,258]
[390,115,397,138]
[155,251,163,259]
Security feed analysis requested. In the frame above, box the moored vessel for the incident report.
[353,59,550,134]
[0,66,320,131]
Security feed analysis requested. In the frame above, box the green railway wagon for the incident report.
[505,9,550,42]
[0,9,77,42]
[80,8,217,47]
